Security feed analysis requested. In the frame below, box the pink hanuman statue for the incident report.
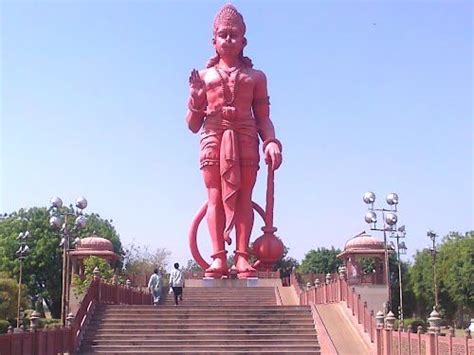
[186,4,282,278]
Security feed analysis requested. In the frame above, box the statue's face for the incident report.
[213,25,246,58]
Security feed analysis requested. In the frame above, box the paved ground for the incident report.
[316,303,373,355]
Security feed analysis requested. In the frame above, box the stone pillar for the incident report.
[30,310,40,331]
[66,313,75,327]
[385,311,396,329]
[427,307,441,333]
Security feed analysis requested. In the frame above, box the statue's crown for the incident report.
[213,4,246,35]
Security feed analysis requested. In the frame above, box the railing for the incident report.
[0,326,72,355]
[0,277,152,354]
[377,326,473,355]
[309,303,338,354]
[274,285,282,306]
[289,271,474,354]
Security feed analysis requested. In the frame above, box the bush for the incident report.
[0,319,10,334]
[409,319,427,333]
[39,318,62,329]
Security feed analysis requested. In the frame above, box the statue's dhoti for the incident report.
[199,111,259,241]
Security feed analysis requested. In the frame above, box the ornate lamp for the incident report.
[363,191,404,315]
[49,196,88,325]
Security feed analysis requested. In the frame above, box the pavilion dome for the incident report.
[76,235,114,252]
[344,231,384,251]
[70,234,118,261]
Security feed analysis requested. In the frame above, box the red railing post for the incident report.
[464,329,472,354]
[425,331,436,355]
[407,330,411,354]
[376,326,383,355]
[363,301,367,331]
[417,326,423,354]
[370,310,374,343]
[351,288,355,316]
[357,294,361,324]
[383,328,392,355]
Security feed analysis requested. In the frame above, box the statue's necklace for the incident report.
[215,66,240,106]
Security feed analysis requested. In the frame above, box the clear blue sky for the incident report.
[1,0,472,269]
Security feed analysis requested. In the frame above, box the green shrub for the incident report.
[71,256,114,297]
[39,318,62,329]
[408,319,427,333]
[0,319,10,334]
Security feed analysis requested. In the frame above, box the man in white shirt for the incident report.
[169,263,185,306]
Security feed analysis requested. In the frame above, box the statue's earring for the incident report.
[243,37,247,47]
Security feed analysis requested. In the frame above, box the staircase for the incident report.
[80,286,321,354]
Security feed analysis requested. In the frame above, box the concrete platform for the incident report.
[186,277,282,288]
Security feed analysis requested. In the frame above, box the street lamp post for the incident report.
[363,191,403,315]
[49,196,87,325]
[390,226,407,329]
[426,230,442,333]
[427,230,439,310]
[15,229,30,329]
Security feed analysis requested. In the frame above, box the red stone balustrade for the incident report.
[289,271,474,354]
[0,277,152,354]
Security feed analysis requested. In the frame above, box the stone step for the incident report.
[91,312,309,320]
[95,310,310,316]
[160,298,276,307]
[93,314,309,320]
[82,352,319,354]
[89,319,314,325]
[84,334,318,341]
[83,339,318,346]
[83,352,320,355]
[82,344,321,352]
[97,305,307,310]
[80,293,318,354]
[85,325,317,333]
[140,290,273,292]
[84,328,317,335]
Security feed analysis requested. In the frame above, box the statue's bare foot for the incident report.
[205,257,228,278]
[235,254,256,274]
[236,256,257,278]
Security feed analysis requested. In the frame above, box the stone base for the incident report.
[201,277,259,288]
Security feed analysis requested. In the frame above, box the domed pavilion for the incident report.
[337,231,393,314]
[337,231,389,286]
[69,234,119,275]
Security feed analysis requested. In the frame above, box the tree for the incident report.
[72,256,114,296]
[274,246,299,277]
[0,272,28,321]
[0,208,63,317]
[409,249,438,317]
[437,231,474,325]
[183,259,203,273]
[0,207,123,318]
[389,256,415,320]
[122,243,171,275]
[299,247,342,274]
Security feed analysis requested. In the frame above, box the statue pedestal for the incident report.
[201,277,259,288]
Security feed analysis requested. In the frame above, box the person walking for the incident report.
[169,263,185,306]
[147,268,162,306]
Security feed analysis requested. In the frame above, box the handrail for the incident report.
[72,278,99,351]
[274,286,283,305]
[310,303,338,354]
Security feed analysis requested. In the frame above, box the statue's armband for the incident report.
[252,96,270,106]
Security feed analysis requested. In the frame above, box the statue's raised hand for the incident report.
[189,69,206,106]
